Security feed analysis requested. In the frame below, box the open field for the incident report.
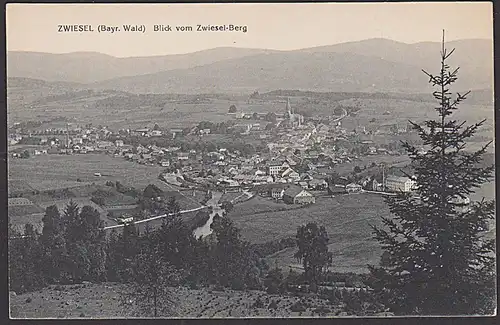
[230,195,303,217]
[8,204,45,217]
[8,180,37,196]
[8,94,290,130]
[232,179,495,274]
[327,154,411,176]
[10,191,204,232]
[337,98,494,150]
[337,98,493,126]
[8,154,207,231]
[229,193,388,242]
[8,153,165,191]
[9,197,114,232]
[8,153,212,210]
[10,282,341,318]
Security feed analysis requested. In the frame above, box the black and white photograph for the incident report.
[6,2,496,318]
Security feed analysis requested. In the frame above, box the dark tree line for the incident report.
[8,199,275,316]
[9,201,107,292]
[11,198,390,316]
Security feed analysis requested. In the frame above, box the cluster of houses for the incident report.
[9,100,421,207]
[256,183,316,204]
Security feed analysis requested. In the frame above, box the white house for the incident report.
[254,169,267,176]
[281,167,300,182]
[283,186,316,204]
[150,130,163,137]
[346,183,363,193]
[385,175,416,192]
[271,187,285,199]
[268,161,290,176]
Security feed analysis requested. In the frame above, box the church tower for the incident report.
[285,97,292,115]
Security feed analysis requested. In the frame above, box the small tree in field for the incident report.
[127,228,176,317]
[369,31,495,315]
[294,222,333,286]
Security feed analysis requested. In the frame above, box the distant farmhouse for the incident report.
[283,185,315,204]
[256,183,315,204]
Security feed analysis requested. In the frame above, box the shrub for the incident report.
[313,306,331,315]
[91,196,105,206]
[290,301,306,312]
[252,297,264,309]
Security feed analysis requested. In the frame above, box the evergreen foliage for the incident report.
[369,32,495,315]
[40,205,66,283]
[9,223,46,293]
[127,226,177,317]
[210,214,262,290]
[264,267,285,294]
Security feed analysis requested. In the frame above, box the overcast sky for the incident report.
[6,2,493,57]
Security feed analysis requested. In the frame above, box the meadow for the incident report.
[8,153,165,191]
[325,154,411,176]
[8,93,290,130]
[336,98,494,150]
[231,178,495,274]
[228,193,389,273]
[229,195,302,217]
[8,153,207,231]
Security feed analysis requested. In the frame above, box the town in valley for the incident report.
[7,2,495,319]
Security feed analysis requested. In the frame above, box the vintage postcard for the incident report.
[6,2,495,318]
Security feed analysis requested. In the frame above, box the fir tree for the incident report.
[369,31,495,315]
[9,223,46,292]
[79,206,107,281]
[210,214,261,289]
[63,202,107,282]
[63,200,80,243]
[156,216,195,272]
[127,229,176,317]
[40,205,67,283]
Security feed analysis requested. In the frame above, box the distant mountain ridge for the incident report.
[7,38,493,94]
[7,47,281,84]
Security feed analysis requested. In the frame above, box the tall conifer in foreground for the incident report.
[369,31,495,315]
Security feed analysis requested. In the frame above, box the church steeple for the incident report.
[286,97,292,115]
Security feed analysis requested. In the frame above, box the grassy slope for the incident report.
[229,193,389,273]
[8,153,206,230]
[10,283,132,319]
[232,180,495,274]
[10,283,341,318]
[8,153,165,191]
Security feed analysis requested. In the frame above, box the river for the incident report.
[193,191,224,239]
